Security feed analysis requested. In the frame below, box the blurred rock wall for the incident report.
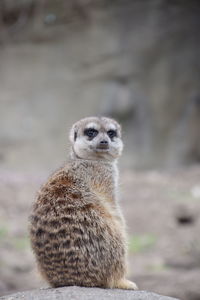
[0,0,200,171]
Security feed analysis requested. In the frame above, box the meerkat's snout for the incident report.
[97,139,109,150]
[94,132,110,152]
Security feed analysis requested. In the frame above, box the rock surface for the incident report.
[0,286,180,300]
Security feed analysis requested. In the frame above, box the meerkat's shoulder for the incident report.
[39,158,92,187]
[38,163,72,190]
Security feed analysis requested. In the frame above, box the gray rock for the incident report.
[0,286,180,300]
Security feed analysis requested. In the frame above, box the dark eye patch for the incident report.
[84,128,99,139]
[74,131,77,141]
[107,130,117,139]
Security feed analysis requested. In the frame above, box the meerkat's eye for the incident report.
[84,128,99,139]
[107,130,117,139]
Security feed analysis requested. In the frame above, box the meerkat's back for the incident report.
[30,164,125,287]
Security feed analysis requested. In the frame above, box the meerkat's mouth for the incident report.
[96,143,109,150]
[95,148,109,152]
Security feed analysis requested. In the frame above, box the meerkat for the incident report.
[29,116,138,290]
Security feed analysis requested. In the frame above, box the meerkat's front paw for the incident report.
[113,278,138,290]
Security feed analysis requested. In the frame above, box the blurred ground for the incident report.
[0,166,200,300]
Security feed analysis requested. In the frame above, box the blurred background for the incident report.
[0,0,200,299]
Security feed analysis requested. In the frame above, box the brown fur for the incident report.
[29,117,138,290]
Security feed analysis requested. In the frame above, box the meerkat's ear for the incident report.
[69,123,78,143]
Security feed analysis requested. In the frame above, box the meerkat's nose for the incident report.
[100,140,108,144]
[98,140,109,149]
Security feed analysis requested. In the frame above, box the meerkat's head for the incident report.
[69,117,123,161]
